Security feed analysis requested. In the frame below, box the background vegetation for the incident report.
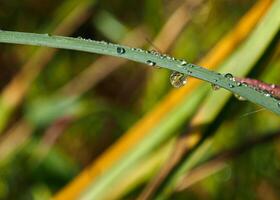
[0,0,279,199]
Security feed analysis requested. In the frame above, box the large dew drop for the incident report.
[170,71,187,88]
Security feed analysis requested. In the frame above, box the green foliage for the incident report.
[0,0,279,200]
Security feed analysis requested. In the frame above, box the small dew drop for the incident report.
[187,70,192,74]
[100,40,108,45]
[229,84,234,88]
[166,56,173,60]
[159,54,167,59]
[234,93,246,101]
[180,60,187,66]
[117,47,126,55]
[264,93,271,97]
[146,60,156,67]
[277,102,280,108]
[211,84,220,91]
[188,63,194,68]
[170,71,187,88]
[224,73,233,78]
[236,82,242,86]
[150,50,161,56]
[271,84,276,89]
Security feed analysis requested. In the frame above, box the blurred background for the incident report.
[0,0,280,199]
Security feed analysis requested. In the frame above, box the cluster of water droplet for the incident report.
[65,37,280,110]
[220,73,280,108]
[222,73,247,101]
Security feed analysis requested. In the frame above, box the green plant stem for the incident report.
[0,30,279,115]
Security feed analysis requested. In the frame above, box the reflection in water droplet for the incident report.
[211,84,220,91]
[117,47,126,54]
[234,93,246,101]
[146,60,156,67]
[170,71,187,88]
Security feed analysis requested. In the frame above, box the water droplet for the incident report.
[229,84,234,88]
[117,47,126,55]
[166,56,173,60]
[264,92,271,97]
[149,50,161,56]
[211,84,220,91]
[224,73,233,79]
[170,71,187,88]
[271,84,276,89]
[180,60,187,66]
[234,93,246,101]
[236,82,242,86]
[187,70,192,74]
[134,48,144,52]
[160,55,166,59]
[146,60,156,67]
[277,102,280,108]
[99,40,108,45]
[188,64,194,68]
